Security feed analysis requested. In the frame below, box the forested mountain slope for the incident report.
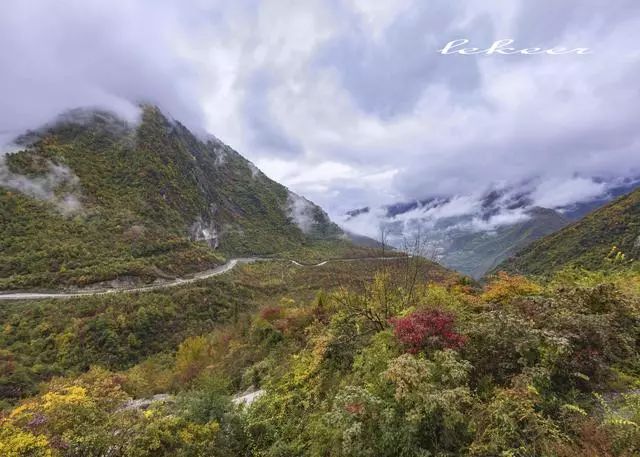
[495,187,640,276]
[441,207,569,278]
[0,106,353,290]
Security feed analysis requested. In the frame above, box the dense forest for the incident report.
[496,188,640,277]
[0,107,354,291]
[2,254,640,456]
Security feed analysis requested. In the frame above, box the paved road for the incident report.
[0,256,406,301]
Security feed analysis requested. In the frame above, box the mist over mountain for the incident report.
[557,178,640,220]
[342,178,640,277]
[3,1,640,223]
[496,186,640,276]
[0,106,366,290]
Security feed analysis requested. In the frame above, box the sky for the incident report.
[2,0,640,237]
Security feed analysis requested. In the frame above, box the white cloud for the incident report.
[1,0,639,235]
[0,158,83,215]
[346,0,413,40]
[531,177,608,209]
[469,210,531,232]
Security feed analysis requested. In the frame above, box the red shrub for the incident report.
[260,306,283,322]
[390,309,465,354]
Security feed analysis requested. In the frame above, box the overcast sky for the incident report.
[2,0,640,229]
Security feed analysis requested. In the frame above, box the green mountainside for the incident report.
[5,109,640,457]
[0,106,359,290]
[3,245,640,456]
[440,207,569,278]
[3,111,640,455]
[495,187,640,276]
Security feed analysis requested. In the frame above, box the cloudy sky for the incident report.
[2,0,640,234]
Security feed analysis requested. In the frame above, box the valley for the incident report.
[3,2,640,455]
[1,107,639,457]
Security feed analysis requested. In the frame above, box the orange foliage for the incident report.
[481,272,542,305]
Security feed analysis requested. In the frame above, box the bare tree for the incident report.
[379,224,389,258]
[396,226,439,307]
[329,222,441,331]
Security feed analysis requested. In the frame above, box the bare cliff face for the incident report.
[190,217,219,249]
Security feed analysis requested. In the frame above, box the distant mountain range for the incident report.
[439,207,569,279]
[0,106,369,290]
[343,178,640,278]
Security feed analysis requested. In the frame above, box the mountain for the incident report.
[343,191,571,278]
[440,207,569,278]
[343,179,640,278]
[0,106,362,290]
[495,187,640,276]
[558,177,640,220]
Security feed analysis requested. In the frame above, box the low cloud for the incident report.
[286,191,316,234]
[2,1,639,233]
[340,176,626,243]
[0,157,83,215]
[530,177,608,209]
[0,0,206,139]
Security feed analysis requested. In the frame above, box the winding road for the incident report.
[0,256,406,301]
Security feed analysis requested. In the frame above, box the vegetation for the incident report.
[0,107,361,291]
[441,207,569,279]
[0,257,451,405]
[2,254,640,456]
[496,188,640,276]
[3,106,640,455]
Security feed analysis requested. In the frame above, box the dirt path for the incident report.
[0,256,406,301]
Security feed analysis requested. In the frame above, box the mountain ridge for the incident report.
[494,187,640,276]
[439,206,569,278]
[0,106,368,290]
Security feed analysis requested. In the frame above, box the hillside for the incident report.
[440,207,569,278]
[3,248,640,456]
[0,106,359,290]
[0,255,456,401]
[344,191,578,278]
[495,187,640,276]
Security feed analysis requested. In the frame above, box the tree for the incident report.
[390,309,465,354]
[174,336,214,384]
